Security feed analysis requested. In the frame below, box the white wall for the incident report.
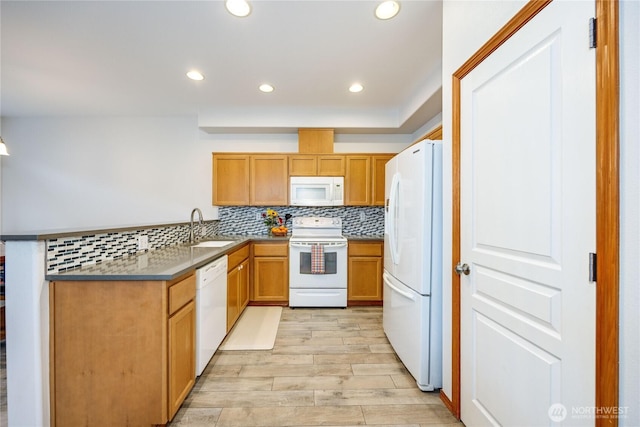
[0,117,412,233]
[441,0,527,400]
[619,0,640,424]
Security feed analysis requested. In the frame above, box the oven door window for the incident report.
[299,252,337,275]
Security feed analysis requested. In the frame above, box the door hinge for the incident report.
[589,252,597,282]
[589,17,597,48]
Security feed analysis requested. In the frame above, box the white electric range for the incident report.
[288,217,348,307]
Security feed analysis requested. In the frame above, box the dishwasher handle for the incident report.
[199,256,228,279]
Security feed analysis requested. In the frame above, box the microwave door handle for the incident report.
[334,182,342,202]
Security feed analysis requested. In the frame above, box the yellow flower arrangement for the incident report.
[261,209,290,236]
[262,208,282,228]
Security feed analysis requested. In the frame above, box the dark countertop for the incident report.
[345,235,384,241]
[45,235,289,281]
[0,220,219,241]
[43,233,382,282]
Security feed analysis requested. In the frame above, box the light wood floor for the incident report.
[169,306,462,427]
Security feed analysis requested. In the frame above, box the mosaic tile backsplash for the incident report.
[217,206,384,236]
[46,221,218,274]
[46,206,383,273]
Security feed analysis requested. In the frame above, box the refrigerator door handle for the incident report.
[383,273,415,301]
[388,173,401,265]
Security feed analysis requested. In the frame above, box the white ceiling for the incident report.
[0,0,443,135]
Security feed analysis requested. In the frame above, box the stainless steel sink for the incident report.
[191,240,235,248]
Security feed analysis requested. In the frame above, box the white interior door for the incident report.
[459,1,595,426]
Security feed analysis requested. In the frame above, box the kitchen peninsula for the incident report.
[2,217,383,426]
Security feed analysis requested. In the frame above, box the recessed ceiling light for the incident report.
[186,70,204,81]
[349,83,364,93]
[259,83,275,93]
[226,0,251,17]
[375,1,400,20]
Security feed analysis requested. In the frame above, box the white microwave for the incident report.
[290,176,344,206]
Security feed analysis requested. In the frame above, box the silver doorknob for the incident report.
[455,263,470,276]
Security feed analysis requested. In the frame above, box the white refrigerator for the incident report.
[383,139,443,391]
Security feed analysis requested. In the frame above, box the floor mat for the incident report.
[219,306,283,350]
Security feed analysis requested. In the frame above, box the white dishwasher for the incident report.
[195,255,228,376]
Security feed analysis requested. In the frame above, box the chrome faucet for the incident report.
[189,208,204,244]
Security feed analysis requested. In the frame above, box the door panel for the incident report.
[460,1,595,425]
[472,313,561,426]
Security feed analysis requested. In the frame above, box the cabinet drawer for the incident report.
[253,242,288,257]
[228,244,250,270]
[169,274,196,315]
[348,241,383,257]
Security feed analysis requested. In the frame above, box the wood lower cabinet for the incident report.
[50,273,196,426]
[348,241,383,305]
[168,299,196,418]
[251,241,289,304]
[227,243,250,331]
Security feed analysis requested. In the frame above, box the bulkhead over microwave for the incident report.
[290,176,344,206]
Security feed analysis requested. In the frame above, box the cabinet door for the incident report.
[51,281,166,426]
[212,154,250,205]
[168,300,196,420]
[289,155,317,176]
[227,268,240,332]
[348,241,383,303]
[317,155,345,176]
[239,259,250,311]
[253,257,289,302]
[348,257,383,302]
[372,155,393,206]
[250,155,288,205]
[345,156,371,205]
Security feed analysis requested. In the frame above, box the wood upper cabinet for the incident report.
[50,273,196,426]
[227,244,250,332]
[318,155,346,175]
[251,241,289,303]
[289,155,317,175]
[347,241,383,304]
[345,154,394,206]
[213,151,391,206]
[212,154,250,205]
[250,155,288,205]
[289,155,345,176]
[345,155,372,205]
[372,155,393,206]
[212,153,287,206]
